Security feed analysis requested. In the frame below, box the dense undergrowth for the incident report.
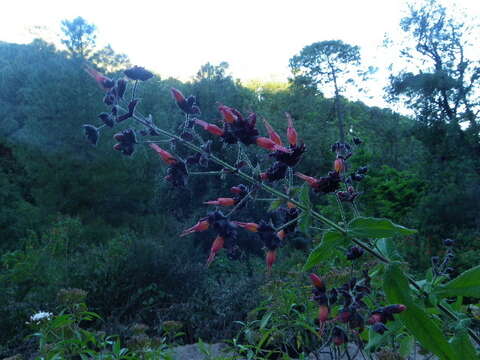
[1,3,480,358]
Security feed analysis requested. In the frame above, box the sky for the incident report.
[1,0,479,108]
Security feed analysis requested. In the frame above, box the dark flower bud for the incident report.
[357,166,368,174]
[431,256,440,264]
[181,132,194,141]
[443,238,455,246]
[353,137,363,145]
[124,66,153,81]
[103,91,115,105]
[83,125,100,146]
[332,327,347,345]
[383,304,407,314]
[116,79,127,99]
[261,161,288,182]
[351,173,365,181]
[372,322,388,334]
[98,112,114,127]
[346,246,364,260]
[128,99,139,114]
[337,308,352,323]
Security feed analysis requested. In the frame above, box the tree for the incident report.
[386,0,480,253]
[60,17,97,59]
[289,40,364,142]
[387,0,480,131]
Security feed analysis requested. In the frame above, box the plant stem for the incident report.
[128,109,480,346]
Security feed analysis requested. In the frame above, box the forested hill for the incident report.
[0,34,479,356]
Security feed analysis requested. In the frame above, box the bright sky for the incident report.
[1,0,479,108]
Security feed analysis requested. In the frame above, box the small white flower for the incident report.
[29,311,53,323]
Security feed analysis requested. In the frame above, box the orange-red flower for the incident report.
[194,119,224,136]
[262,118,283,146]
[84,67,114,91]
[233,221,260,232]
[218,105,238,124]
[266,249,277,271]
[180,220,210,237]
[334,158,345,173]
[204,198,236,206]
[255,137,290,153]
[295,172,319,189]
[149,144,177,165]
[207,235,225,266]
[286,113,298,146]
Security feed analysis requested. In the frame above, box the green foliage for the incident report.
[303,230,345,271]
[361,165,425,222]
[347,217,417,239]
[434,265,480,298]
[383,263,458,360]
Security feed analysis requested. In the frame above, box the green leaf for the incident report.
[298,213,312,236]
[260,311,272,330]
[348,217,416,239]
[268,199,283,212]
[434,265,480,298]
[383,263,458,360]
[399,335,415,358]
[299,185,311,209]
[449,329,477,360]
[376,238,402,261]
[303,230,345,271]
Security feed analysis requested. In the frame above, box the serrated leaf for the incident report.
[383,263,458,360]
[303,230,345,271]
[434,265,480,298]
[348,217,416,239]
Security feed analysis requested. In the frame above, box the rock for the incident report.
[171,342,237,360]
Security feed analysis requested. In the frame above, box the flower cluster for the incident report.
[309,271,406,344]
[28,311,53,324]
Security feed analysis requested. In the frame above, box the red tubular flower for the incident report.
[234,221,260,232]
[218,105,238,124]
[84,67,114,90]
[255,137,290,153]
[266,249,277,271]
[149,144,177,165]
[207,235,225,266]
[318,304,329,322]
[230,186,243,194]
[194,119,224,136]
[171,88,186,104]
[334,158,345,173]
[295,172,319,189]
[286,113,298,146]
[204,197,236,206]
[180,220,210,237]
[262,119,283,146]
[309,273,326,292]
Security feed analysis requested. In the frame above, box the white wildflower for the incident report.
[28,311,53,324]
